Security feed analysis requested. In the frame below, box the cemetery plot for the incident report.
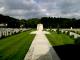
[46,31,74,46]
[0,28,30,39]
[59,29,80,44]
[46,30,80,60]
[0,30,35,60]
[50,28,80,40]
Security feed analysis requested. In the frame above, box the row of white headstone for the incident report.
[46,28,80,39]
[61,29,80,39]
[0,28,29,39]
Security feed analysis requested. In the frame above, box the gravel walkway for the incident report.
[24,31,60,60]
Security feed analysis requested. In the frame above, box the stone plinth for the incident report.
[37,24,43,31]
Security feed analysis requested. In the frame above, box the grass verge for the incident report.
[46,31,74,46]
[0,30,35,60]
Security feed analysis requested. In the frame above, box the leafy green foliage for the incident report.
[0,14,80,28]
[75,37,80,45]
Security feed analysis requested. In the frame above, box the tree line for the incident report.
[0,14,80,28]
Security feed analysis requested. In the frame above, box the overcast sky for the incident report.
[0,0,80,19]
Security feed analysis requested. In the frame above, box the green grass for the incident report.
[46,31,74,46]
[0,30,35,60]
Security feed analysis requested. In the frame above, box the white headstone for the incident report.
[71,27,72,29]
[37,24,43,31]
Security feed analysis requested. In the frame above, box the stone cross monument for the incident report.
[37,24,43,31]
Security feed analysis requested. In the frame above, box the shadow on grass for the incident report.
[53,44,80,60]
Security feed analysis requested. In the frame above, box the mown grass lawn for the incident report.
[46,31,74,46]
[0,30,35,60]
[46,31,80,60]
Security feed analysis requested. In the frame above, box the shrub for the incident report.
[70,35,74,38]
[14,32,16,34]
[56,28,60,34]
[66,31,70,35]
[1,35,5,39]
[75,37,80,45]
[12,33,14,35]
[63,31,65,34]
[59,30,61,33]
[71,31,75,33]
[76,31,79,34]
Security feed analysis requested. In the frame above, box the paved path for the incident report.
[24,31,60,60]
